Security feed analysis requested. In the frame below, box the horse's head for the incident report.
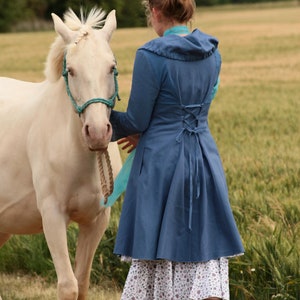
[49,8,117,151]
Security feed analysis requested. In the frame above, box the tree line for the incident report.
[0,0,145,32]
[0,0,292,32]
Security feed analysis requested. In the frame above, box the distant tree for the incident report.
[0,0,145,32]
[196,0,218,5]
[26,0,48,19]
[45,0,145,28]
[116,0,146,27]
[46,0,68,19]
[0,0,27,32]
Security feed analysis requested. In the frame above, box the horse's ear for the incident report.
[51,13,76,44]
[102,10,117,42]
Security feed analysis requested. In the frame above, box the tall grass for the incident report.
[0,2,300,299]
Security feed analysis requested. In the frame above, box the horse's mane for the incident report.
[44,7,106,82]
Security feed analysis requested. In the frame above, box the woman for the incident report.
[110,0,244,299]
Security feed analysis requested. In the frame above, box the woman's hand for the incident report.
[117,134,140,153]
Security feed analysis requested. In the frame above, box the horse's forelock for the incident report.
[64,7,106,31]
[85,7,106,28]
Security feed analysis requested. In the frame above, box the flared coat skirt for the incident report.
[114,104,244,262]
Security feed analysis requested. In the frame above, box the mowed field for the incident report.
[0,2,299,299]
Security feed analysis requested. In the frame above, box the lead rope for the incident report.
[97,150,114,205]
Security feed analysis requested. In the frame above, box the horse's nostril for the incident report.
[107,123,111,133]
[85,125,90,136]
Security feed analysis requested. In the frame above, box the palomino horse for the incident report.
[0,8,122,300]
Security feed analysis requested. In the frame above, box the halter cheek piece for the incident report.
[62,53,120,115]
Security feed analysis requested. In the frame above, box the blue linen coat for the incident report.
[111,29,244,262]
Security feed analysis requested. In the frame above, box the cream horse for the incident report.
[0,8,122,300]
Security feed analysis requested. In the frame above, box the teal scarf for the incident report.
[163,25,190,36]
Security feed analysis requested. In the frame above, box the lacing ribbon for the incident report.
[176,104,208,230]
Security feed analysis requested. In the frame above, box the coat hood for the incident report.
[140,29,219,61]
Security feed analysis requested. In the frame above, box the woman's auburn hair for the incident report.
[142,0,196,23]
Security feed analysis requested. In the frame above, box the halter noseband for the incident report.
[62,53,120,115]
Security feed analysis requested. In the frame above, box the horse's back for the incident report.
[0,77,44,105]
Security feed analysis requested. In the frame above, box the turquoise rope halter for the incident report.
[62,53,120,115]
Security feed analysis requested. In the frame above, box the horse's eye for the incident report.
[110,66,115,74]
[67,67,75,77]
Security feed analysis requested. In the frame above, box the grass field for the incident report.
[0,2,300,299]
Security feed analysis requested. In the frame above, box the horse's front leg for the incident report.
[40,198,78,300]
[75,207,110,300]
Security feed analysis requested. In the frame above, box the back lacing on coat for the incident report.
[176,103,210,230]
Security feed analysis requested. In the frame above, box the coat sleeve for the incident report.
[110,50,160,141]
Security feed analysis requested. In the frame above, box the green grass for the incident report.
[1,2,300,299]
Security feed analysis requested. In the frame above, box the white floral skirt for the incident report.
[120,258,229,300]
